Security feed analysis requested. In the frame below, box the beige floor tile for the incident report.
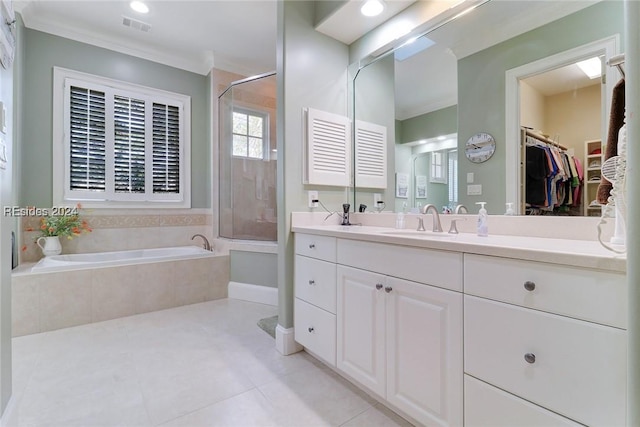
[159,389,280,427]
[10,299,411,427]
[341,403,415,426]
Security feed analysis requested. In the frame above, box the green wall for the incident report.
[400,105,457,144]
[277,1,350,329]
[457,1,624,213]
[230,251,277,288]
[20,28,210,208]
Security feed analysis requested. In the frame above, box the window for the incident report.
[448,149,458,205]
[430,150,447,184]
[53,67,191,208]
[232,108,267,159]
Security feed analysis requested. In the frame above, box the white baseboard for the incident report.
[228,281,278,306]
[275,325,302,356]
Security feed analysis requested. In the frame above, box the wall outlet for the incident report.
[373,193,382,206]
[308,190,319,208]
[467,184,482,196]
[467,172,474,183]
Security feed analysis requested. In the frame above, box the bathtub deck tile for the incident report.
[12,275,41,337]
[134,262,176,315]
[38,270,93,333]
[91,265,138,323]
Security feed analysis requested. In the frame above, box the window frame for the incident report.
[53,67,191,208]
[231,106,269,161]
[429,150,448,184]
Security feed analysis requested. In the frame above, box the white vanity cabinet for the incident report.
[464,254,627,427]
[293,234,337,366]
[336,241,463,427]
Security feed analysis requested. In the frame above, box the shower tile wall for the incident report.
[20,209,213,263]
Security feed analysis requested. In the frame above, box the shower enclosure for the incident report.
[218,72,277,241]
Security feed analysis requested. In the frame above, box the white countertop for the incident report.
[291,224,626,273]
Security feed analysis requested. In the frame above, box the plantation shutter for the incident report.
[113,95,146,193]
[69,86,106,192]
[59,69,189,206]
[152,103,180,193]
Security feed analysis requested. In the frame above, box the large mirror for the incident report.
[353,0,625,216]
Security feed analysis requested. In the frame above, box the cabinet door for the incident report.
[385,277,463,427]
[336,265,386,397]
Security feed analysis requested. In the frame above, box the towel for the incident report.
[597,78,625,204]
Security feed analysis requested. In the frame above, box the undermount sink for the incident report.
[380,230,453,238]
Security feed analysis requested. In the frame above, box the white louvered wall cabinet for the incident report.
[304,108,387,188]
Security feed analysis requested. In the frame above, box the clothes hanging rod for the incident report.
[607,53,625,78]
[524,129,567,151]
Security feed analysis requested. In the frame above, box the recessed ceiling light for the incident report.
[361,0,385,17]
[130,1,149,14]
[576,57,602,79]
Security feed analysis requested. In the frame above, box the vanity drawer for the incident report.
[294,298,336,366]
[464,254,626,329]
[295,255,337,313]
[337,239,462,292]
[464,375,581,427]
[295,234,336,262]
[464,295,626,427]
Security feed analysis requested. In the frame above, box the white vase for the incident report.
[37,236,62,256]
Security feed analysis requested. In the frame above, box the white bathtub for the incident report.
[31,245,215,273]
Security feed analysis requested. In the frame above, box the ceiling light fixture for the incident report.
[361,0,385,17]
[130,1,149,14]
[576,57,602,79]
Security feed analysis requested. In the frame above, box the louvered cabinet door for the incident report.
[355,120,387,189]
[305,108,351,186]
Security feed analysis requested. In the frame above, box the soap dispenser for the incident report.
[505,203,515,216]
[476,202,488,237]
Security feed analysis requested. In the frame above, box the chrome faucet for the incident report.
[191,234,212,251]
[454,204,468,214]
[421,204,443,232]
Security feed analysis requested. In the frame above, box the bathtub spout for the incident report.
[191,234,212,251]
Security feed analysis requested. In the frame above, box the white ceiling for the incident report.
[523,63,599,97]
[15,0,279,76]
[14,0,602,119]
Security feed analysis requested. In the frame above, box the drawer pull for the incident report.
[524,353,536,364]
[308,327,314,333]
[308,243,316,249]
[524,281,536,291]
[384,286,393,293]
[376,283,383,290]
[308,280,316,286]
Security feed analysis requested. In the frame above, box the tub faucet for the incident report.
[454,204,468,214]
[191,234,212,251]
[421,204,443,232]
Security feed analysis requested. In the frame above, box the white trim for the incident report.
[228,281,278,306]
[275,325,303,356]
[505,36,618,214]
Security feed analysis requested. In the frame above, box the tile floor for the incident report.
[6,299,413,426]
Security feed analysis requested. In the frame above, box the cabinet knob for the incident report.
[524,281,536,291]
[524,353,536,364]
[384,286,393,293]
[308,280,315,286]
[375,283,383,290]
[308,327,314,333]
[308,243,316,249]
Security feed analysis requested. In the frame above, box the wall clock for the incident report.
[465,132,496,163]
